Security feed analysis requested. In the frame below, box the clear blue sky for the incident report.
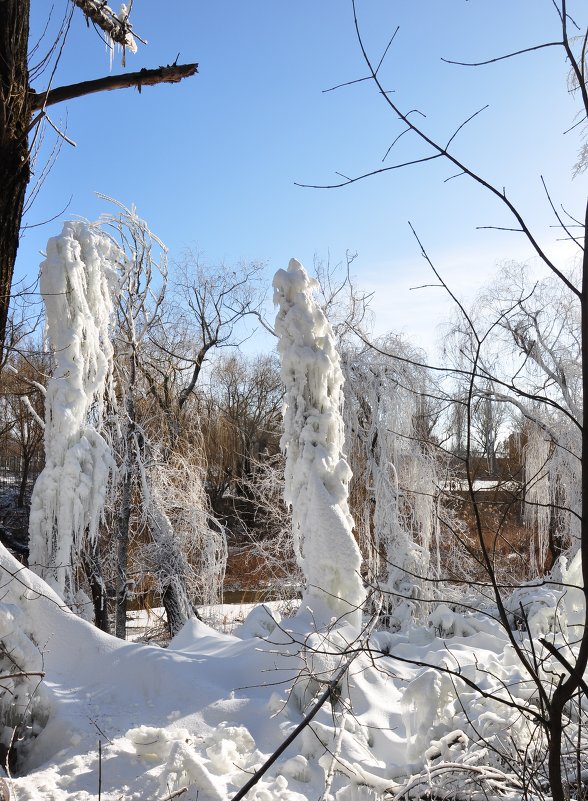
[20,1,587,355]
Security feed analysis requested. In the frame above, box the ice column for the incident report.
[273,258,365,628]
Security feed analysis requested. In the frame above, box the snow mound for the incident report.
[2,544,583,798]
[233,603,281,639]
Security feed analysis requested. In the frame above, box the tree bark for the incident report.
[115,463,133,639]
[0,1,31,366]
[17,451,30,509]
[115,385,138,640]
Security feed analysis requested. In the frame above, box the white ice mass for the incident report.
[28,221,119,600]
[273,258,365,628]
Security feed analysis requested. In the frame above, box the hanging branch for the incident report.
[71,0,143,49]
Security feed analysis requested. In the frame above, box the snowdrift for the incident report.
[3,541,583,800]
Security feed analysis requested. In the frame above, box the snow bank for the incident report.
[273,259,365,629]
[1,537,580,800]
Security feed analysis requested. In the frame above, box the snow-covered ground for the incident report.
[125,600,300,640]
[2,542,581,801]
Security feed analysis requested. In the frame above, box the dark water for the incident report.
[222,589,287,604]
[129,588,291,611]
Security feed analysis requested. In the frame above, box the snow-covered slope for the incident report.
[1,540,557,801]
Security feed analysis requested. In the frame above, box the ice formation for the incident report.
[28,221,119,600]
[523,419,581,573]
[273,258,365,628]
[343,338,439,626]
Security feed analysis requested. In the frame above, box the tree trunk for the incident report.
[82,548,110,633]
[0,1,31,366]
[546,200,588,801]
[149,489,194,637]
[115,462,132,639]
[17,451,30,508]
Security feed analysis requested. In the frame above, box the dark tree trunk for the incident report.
[17,451,30,508]
[149,492,194,637]
[162,578,193,638]
[115,462,133,639]
[0,1,31,366]
[82,548,110,633]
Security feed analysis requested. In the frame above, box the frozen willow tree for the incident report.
[98,200,227,637]
[28,221,118,606]
[343,337,440,626]
[449,262,582,575]
[273,258,365,629]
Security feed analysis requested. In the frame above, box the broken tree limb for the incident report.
[30,63,198,112]
[72,0,142,48]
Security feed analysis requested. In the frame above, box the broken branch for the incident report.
[30,63,198,112]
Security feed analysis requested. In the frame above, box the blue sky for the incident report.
[21,1,586,355]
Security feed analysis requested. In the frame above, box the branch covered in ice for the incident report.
[72,0,140,53]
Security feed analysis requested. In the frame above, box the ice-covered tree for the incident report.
[28,221,119,608]
[273,258,365,629]
[343,336,440,626]
[447,262,582,575]
[100,202,227,637]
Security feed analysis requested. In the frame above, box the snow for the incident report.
[273,259,365,629]
[3,488,588,801]
[3,539,575,801]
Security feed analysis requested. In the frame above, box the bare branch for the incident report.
[441,41,563,67]
[348,0,581,300]
[295,154,442,189]
[30,62,198,111]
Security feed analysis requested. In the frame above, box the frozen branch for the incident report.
[72,0,142,49]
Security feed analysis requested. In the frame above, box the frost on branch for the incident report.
[28,221,119,601]
[73,0,139,57]
[343,338,439,627]
[273,258,365,628]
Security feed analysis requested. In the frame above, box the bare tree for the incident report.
[2,347,46,509]
[139,252,266,457]
[202,352,282,505]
